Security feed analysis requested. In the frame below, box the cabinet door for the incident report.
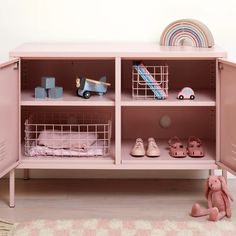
[218,59,236,175]
[0,59,19,178]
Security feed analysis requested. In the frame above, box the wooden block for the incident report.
[41,77,55,89]
[35,87,47,99]
[48,87,63,99]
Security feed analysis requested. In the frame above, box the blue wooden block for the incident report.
[48,87,63,99]
[35,87,47,99]
[41,77,55,89]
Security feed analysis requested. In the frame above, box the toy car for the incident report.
[177,87,195,100]
[76,76,111,99]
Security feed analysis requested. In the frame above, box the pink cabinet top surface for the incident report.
[9,43,227,58]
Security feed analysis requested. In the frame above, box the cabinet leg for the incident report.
[9,170,15,208]
[222,169,227,183]
[24,169,30,180]
[209,169,215,176]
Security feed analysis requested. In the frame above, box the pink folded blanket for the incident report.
[38,130,98,150]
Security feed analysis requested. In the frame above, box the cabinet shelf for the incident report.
[19,156,115,169]
[121,140,216,169]
[19,142,115,169]
[121,90,215,106]
[21,90,115,106]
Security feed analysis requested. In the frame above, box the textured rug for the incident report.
[0,220,13,236]
[4,219,236,236]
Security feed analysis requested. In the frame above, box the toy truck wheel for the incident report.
[190,95,195,100]
[83,91,91,99]
[98,92,104,96]
[178,95,184,100]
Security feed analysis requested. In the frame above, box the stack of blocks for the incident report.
[35,77,63,99]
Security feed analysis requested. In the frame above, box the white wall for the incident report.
[1,0,235,178]
[1,0,236,61]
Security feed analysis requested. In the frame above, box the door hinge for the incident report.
[218,62,223,71]
[13,61,19,70]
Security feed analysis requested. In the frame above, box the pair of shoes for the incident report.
[168,136,204,158]
[130,138,160,157]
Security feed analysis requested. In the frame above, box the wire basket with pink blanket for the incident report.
[24,112,112,157]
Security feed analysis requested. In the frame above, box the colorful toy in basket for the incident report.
[76,76,111,99]
[191,176,234,221]
[133,61,168,100]
[35,77,63,99]
[177,87,195,100]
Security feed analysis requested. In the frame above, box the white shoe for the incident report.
[130,138,145,157]
[146,137,160,157]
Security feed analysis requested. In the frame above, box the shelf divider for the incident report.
[115,57,122,165]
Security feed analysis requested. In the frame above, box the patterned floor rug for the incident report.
[3,219,236,236]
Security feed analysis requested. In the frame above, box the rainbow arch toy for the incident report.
[160,19,214,48]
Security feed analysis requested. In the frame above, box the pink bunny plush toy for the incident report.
[191,175,234,221]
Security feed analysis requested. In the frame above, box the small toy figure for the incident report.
[76,76,111,99]
[177,87,195,100]
[191,175,234,221]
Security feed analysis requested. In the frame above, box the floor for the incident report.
[0,179,235,223]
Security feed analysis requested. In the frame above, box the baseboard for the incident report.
[3,169,235,179]
[2,169,234,179]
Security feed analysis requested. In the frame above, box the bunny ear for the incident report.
[218,176,234,202]
[205,177,210,199]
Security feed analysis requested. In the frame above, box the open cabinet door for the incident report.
[0,59,19,178]
[217,59,236,176]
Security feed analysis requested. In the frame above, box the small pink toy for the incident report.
[177,87,195,100]
[191,176,234,221]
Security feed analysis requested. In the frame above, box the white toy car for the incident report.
[177,87,195,100]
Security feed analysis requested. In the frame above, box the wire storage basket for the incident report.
[24,112,112,157]
[132,63,169,99]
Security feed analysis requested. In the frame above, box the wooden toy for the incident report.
[48,87,63,99]
[41,76,55,89]
[160,19,215,48]
[177,87,195,100]
[35,77,63,99]
[76,76,111,99]
[35,87,47,99]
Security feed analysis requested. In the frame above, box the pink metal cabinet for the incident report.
[0,43,236,207]
[217,59,236,176]
[0,59,19,207]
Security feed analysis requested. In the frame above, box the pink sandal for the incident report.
[168,136,187,158]
[187,136,204,157]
